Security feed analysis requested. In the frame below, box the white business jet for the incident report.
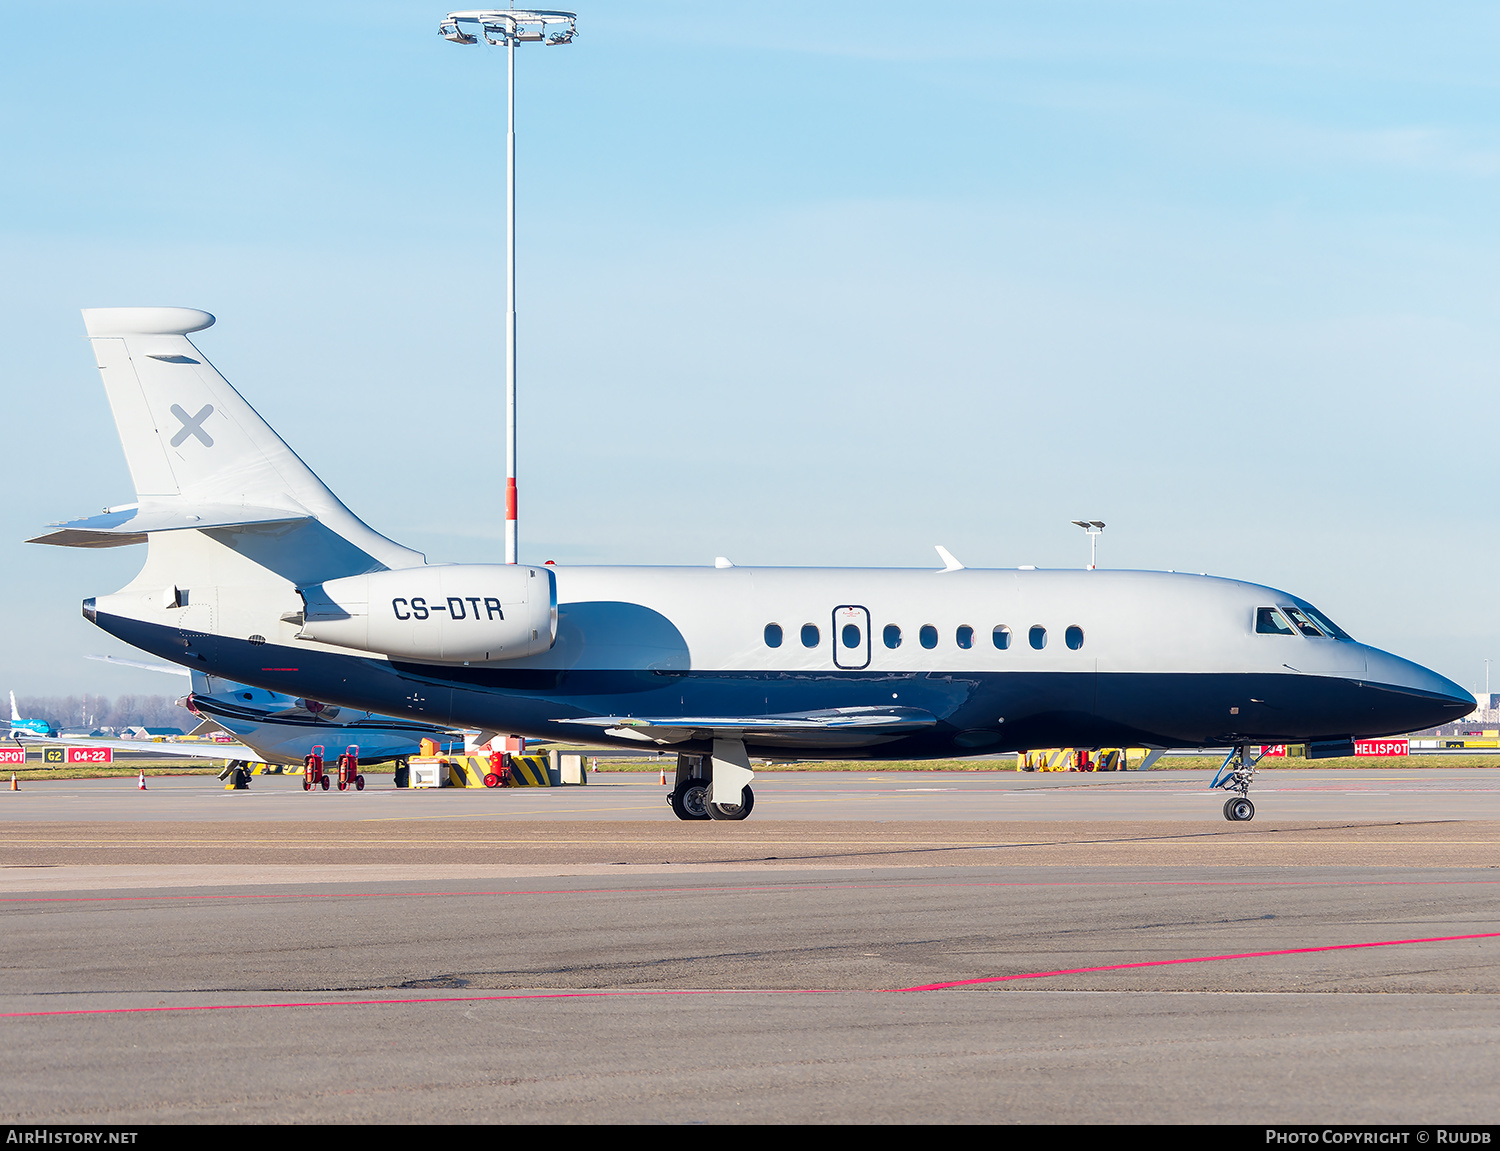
[27,308,1473,821]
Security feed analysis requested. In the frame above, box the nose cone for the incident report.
[1362,646,1475,733]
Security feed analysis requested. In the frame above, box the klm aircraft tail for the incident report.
[28,307,423,584]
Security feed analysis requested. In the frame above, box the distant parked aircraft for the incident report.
[8,691,57,740]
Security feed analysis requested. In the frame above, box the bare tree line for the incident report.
[12,694,189,731]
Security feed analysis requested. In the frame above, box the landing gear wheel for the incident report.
[354,775,365,791]
[1223,797,1255,822]
[320,776,330,791]
[483,772,501,788]
[669,779,712,821]
[707,785,755,821]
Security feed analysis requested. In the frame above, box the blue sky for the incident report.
[2,2,1498,698]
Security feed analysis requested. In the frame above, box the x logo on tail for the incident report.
[169,403,215,448]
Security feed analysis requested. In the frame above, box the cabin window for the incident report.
[842,623,862,649]
[920,624,938,649]
[883,624,902,649]
[1065,625,1084,650]
[764,623,783,648]
[801,623,821,648]
[992,625,1012,650]
[1255,608,1295,636]
[1029,625,1047,650]
[956,625,974,649]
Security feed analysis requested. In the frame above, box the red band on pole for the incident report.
[505,478,517,520]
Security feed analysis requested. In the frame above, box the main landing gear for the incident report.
[1211,743,1261,821]
[668,752,755,821]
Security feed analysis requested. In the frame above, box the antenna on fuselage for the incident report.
[1071,520,1105,570]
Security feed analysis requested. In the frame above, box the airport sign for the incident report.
[0,747,25,764]
[1261,741,1410,757]
[65,746,114,764]
[1354,739,1409,756]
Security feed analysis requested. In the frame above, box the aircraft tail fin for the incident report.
[32,308,424,581]
[9,692,18,723]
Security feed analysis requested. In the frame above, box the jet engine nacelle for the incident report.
[295,565,556,663]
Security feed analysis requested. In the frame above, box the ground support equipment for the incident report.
[303,746,329,792]
[336,746,364,792]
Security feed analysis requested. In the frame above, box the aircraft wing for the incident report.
[557,706,936,748]
[18,734,279,766]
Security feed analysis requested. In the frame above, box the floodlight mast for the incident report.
[439,9,578,565]
[1071,520,1106,570]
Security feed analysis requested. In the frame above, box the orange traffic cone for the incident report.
[659,766,667,785]
[137,771,147,791]
[9,773,16,791]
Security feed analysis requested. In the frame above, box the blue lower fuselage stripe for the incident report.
[103,615,1471,758]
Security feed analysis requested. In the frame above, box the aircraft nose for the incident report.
[1362,646,1475,730]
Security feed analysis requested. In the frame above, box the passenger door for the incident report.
[832,605,871,670]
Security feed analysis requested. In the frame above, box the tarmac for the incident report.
[2,768,1498,1124]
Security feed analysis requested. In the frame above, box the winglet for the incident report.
[934,545,965,572]
[714,556,735,569]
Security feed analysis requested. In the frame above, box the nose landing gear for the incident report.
[1223,795,1255,821]
[1212,743,1261,821]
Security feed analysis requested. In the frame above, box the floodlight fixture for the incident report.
[439,20,479,44]
[1071,519,1106,570]
[439,9,579,566]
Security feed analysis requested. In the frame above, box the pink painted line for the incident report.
[891,931,1500,991]
[4,931,1498,1020]
[5,877,1497,906]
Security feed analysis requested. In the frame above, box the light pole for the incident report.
[1071,520,1105,569]
[439,9,578,565]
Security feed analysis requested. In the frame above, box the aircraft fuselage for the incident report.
[84,564,1472,759]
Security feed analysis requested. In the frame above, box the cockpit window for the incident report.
[1256,607,1295,636]
[1282,606,1323,636]
[1296,601,1352,641]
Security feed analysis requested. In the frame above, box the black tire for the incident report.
[320,776,330,791]
[1223,797,1254,822]
[354,775,365,791]
[707,785,755,821]
[483,772,500,788]
[302,778,310,791]
[669,779,712,821]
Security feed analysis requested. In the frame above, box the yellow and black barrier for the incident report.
[408,753,555,788]
[1017,747,1150,772]
[504,754,553,786]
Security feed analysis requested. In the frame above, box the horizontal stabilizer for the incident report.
[29,501,312,548]
[558,706,936,747]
